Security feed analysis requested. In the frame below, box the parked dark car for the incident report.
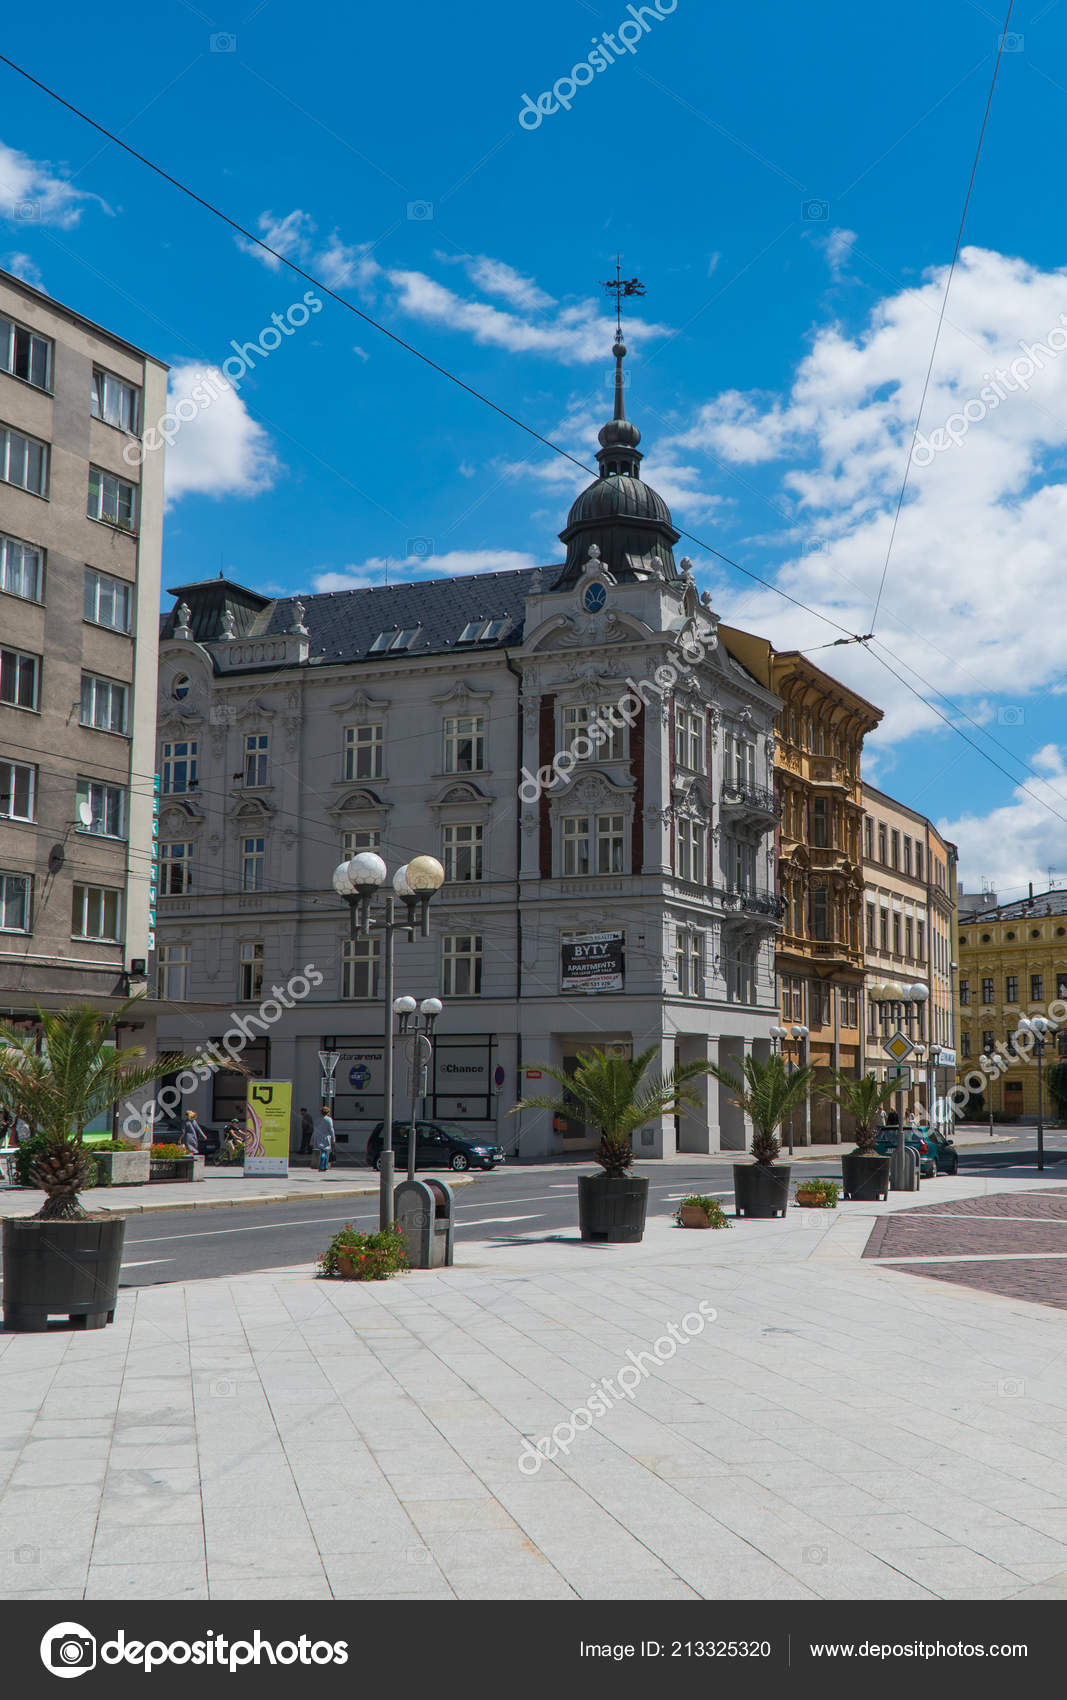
[874,1125,935,1177]
[366,1120,505,1172]
[924,1126,959,1174]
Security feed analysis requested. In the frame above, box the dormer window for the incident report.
[369,626,420,653]
[457,617,510,644]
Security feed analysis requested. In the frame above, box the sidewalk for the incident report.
[0,1169,479,1218]
[0,1172,1064,1601]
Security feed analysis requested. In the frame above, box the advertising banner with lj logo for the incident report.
[244,1079,292,1177]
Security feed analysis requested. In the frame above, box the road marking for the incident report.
[120,1259,174,1268]
[458,1214,544,1226]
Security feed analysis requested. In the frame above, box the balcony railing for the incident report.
[720,781,780,818]
[724,887,786,921]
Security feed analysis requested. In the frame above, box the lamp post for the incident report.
[983,1037,996,1139]
[791,1024,810,1152]
[769,1025,790,1151]
[1015,1015,1052,1173]
[395,995,443,1182]
[332,851,445,1227]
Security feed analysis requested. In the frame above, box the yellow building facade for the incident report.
[720,630,882,1141]
[957,890,1067,1119]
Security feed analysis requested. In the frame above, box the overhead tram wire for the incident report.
[6,44,1066,833]
[868,0,1016,632]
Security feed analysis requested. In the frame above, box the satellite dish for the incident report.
[78,800,93,828]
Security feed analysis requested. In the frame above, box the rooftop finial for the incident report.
[601,255,645,341]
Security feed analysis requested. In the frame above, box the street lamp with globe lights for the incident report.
[332,851,445,1227]
[788,1024,809,1152]
[1015,1014,1052,1172]
[394,996,444,1184]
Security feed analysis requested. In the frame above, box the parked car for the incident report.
[874,1125,935,1178]
[366,1120,505,1173]
[923,1126,959,1174]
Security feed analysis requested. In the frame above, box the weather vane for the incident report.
[601,255,645,338]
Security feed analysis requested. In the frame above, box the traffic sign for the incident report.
[318,1050,339,1078]
[882,1030,916,1063]
[886,1064,912,1087]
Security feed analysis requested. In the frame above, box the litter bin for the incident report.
[394,1177,454,1268]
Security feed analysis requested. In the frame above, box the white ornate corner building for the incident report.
[153,336,783,1157]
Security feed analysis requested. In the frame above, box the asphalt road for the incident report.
[114,1132,1067,1290]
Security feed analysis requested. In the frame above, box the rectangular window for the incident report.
[563,702,626,763]
[982,977,995,1004]
[1006,975,1019,1003]
[917,919,925,961]
[0,316,52,389]
[982,1029,996,1052]
[341,936,381,1000]
[0,760,35,821]
[160,842,194,895]
[812,797,828,847]
[562,815,590,877]
[442,822,483,882]
[0,423,48,496]
[879,908,889,951]
[84,567,131,632]
[343,723,383,780]
[0,872,31,932]
[442,933,483,997]
[676,928,705,998]
[676,817,706,883]
[915,842,924,881]
[243,733,269,787]
[865,901,875,948]
[904,916,913,958]
[75,777,126,839]
[890,829,900,869]
[843,986,858,1029]
[342,828,381,859]
[239,941,264,1002]
[80,672,128,733]
[673,708,704,773]
[596,814,625,875]
[443,715,485,773]
[0,646,39,710]
[960,1033,971,1058]
[1058,973,1067,1000]
[241,836,265,892]
[157,943,189,1001]
[877,823,887,864]
[892,912,901,955]
[1031,974,1044,1003]
[863,816,873,859]
[903,837,912,876]
[960,979,970,1005]
[810,981,831,1027]
[72,883,121,941]
[87,465,136,529]
[0,531,43,601]
[813,887,829,941]
[90,368,141,434]
[161,740,198,795]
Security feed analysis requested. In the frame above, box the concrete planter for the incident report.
[149,1155,205,1183]
[93,1150,151,1187]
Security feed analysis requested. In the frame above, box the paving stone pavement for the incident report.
[864,1188,1067,1308]
[0,1175,1065,1601]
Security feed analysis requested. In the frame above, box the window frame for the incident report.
[0,645,40,711]
[160,739,198,795]
[442,821,484,883]
[343,722,384,780]
[443,714,486,774]
[243,732,270,788]
[240,835,265,893]
[84,567,132,633]
[0,316,52,391]
[159,841,194,896]
[0,531,43,602]
[90,366,141,435]
[72,883,122,942]
[442,933,483,997]
[0,871,31,933]
[80,671,128,735]
[75,777,127,840]
[340,935,382,1000]
[238,940,264,1002]
[157,942,190,1001]
[87,464,137,531]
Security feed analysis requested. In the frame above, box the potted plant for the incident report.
[817,1070,901,1200]
[707,1052,815,1219]
[88,1139,150,1187]
[318,1221,408,1280]
[0,999,213,1331]
[512,1045,714,1243]
[794,1176,839,1208]
[676,1194,731,1229]
[149,1142,205,1183]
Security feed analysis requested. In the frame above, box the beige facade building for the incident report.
[0,267,166,1058]
[861,783,958,1118]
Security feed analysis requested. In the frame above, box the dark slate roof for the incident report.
[965,889,1067,921]
[164,566,563,663]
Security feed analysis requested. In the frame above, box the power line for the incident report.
[869,0,1015,630]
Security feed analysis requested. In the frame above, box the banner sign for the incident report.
[244,1079,292,1177]
[432,1037,492,1120]
[561,931,625,993]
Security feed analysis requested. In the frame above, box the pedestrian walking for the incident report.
[298,1105,314,1156]
[312,1104,336,1174]
[182,1109,207,1155]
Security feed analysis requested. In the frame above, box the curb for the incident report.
[0,1174,481,1219]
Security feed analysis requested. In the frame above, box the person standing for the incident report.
[298,1105,314,1156]
[312,1104,335,1174]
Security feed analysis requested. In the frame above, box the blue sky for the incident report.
[2,0,1067,897]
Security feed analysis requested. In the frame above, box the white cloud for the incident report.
[822,227,857,278]
[163,364,281,503]
[312,548,542,593]
[2,251,43,289]
[661,245,1067,746]
[237,209,316,269]
[0,140,108,227]
[319,234,380,291]
[439,252,555,312]
[938,745,1067,897]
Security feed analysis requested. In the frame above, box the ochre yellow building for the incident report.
[957,889,1067,1118]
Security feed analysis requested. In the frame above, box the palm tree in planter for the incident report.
[817,1069,903,1200]
[512,1045,714,1242]
[706,1052,816,1218]
[0,998,213,1331]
